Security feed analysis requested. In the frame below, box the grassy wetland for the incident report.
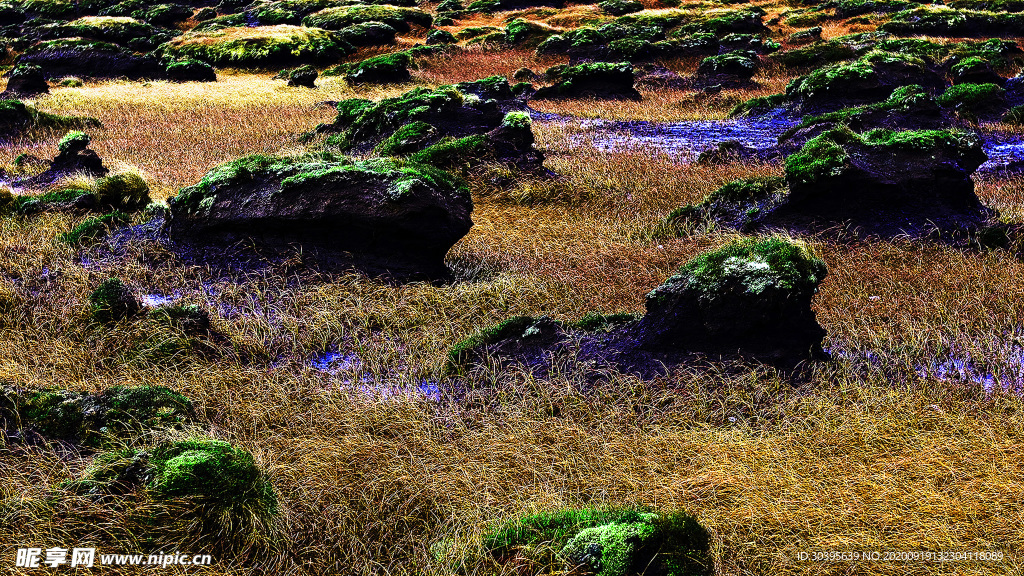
[1,0,1024,574]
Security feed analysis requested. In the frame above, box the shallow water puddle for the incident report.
[536,109,1024,169]
[141,292,179,307]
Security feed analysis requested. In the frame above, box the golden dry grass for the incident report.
[2,32,1024,576]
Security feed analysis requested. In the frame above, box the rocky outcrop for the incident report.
[532,62,641,100]
[165,154,474,275]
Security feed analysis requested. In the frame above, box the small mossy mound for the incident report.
[332,51,410,84]
[69,437,280,550]
[936,82,1006,115]
[335,21,398,46]
[166,153,474,275]
[533,62,640,100]
[0,99,100,138]
[61,210,128,244]
[446,315,544,373]
[1002,104,1024,124]
[373,120,438,156]
[283,63,318,87]
[301,4,432,32]
[768,38,858,68]
[696,49,759,79]
[95,172,152,210]
[425,28,457,45]
[89,277,142,324]
[164,58,217,82]
[2,63,49,97]
[159,25,354,68]
[479,507,712,576]
[4,384,193,446]
[58,130,91,155]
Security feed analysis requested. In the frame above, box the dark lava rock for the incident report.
[165,154,474,275]
[1,64,49,97]
[447,237,829,376]
[673,128,994,241]
[1,384,193,447]
[18,38,165,80]
[696,140,759,165]
[533,62,641,101]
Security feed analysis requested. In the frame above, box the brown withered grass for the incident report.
[2,37,1024,576]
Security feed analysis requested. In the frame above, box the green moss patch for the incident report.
[673,236,826,297]
[479,507,712,576]
[89,277,142,324]
[159,25,354,68]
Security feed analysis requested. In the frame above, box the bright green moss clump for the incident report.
[784,129,852,185]
[481,507,712,576]
[708,176,787,203]
[88,278,141,324]
[150,439,278,514]
[61,211,128,245]
[935,82,1004,109]
[446,315,541,371]
[678,236,827,296]
[373,121,438,156]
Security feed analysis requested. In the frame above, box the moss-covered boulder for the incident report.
[476,507,712,576]
[948,56,1004,86]
[301,4,431,32]
[407,111,545,171]
[281,63,317,87]
[307,77,528,153]
[447,237,829,374]
[936,82,1006,117]
[335,21,397,46]
[696,50,759,83]
[40,16,170,50]
[17,38,166,80]
[166,153,474,275]
[89,277,142,323]
[785,50,945,112]
[634,237,827,363]
[598,0,643,15]
[777,128,992,237]
[533,62,640,100]
[159,25,354,68]
[2,384,193,445]
[1,63,49,97]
